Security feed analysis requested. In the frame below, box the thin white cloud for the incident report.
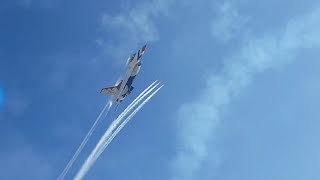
[98,0,174,60]
[170,4,320,180]
[211,2,248,43]
[101,12,157,44]
[101,0,172,43]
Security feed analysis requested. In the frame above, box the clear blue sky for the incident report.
[1,0,320,179]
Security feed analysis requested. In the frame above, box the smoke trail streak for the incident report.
[57,100,112,180]
[96,84,164,159]
[74,82,159,180]
[115,81,159,125]
[74,82,161,180]
[100,81,160,154]
[59,81,157,179]
[128,80,158,110]
[94,82,161,159]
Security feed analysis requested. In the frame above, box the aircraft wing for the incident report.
[101,80,123,95]
[100,86,119,95]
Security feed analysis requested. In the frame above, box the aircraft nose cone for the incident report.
[142,44,147,51]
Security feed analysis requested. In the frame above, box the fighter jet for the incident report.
[100,44,147,103]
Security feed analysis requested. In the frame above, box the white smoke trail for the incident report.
[96,84,164,159]
[95,82,161,159]
[74,82,160,180]
[115,81,159,124]
[129,80,158,109]
[57,100,112,180]
[101,81,160,153]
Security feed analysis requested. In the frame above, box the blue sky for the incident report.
[1,0,320,179]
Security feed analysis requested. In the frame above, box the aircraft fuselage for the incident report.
[117,59,142,102]
[113,44,146,103]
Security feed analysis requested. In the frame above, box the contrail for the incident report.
[96,84,164,159]
[115,80,159,125]
[100,81,160,155]
[59,79,156,180]
[57,100,112,180]
[128,80,158,109]
[74,82,162,180]
[94,82,161,162]
[74,82,160,180]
